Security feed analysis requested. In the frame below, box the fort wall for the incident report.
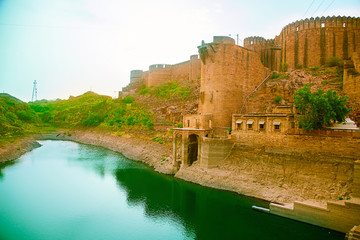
[198,36,270,129]
[344,52,360,103]
[123,55,201,93]
[244,16,360,71]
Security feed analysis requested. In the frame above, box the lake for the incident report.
[0,140,344,240]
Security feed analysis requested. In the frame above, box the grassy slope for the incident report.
[0,93,40,138]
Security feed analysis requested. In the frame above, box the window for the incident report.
[236,120,242,130]
[247,120,254,130]
[187,120,190,127]
[273,122,281,131]
[259,121,265,131]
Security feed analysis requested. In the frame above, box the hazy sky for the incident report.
[0,0,359,102]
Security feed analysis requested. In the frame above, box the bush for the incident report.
[5,112,18,122]
[294,84,350,130]
[16,110,35,122]
[274,96,283,104]
[138,87,151,95]
[326,57,343,67]
[280,63,288,72]
[82,112,104,126]
[124,95,135,104]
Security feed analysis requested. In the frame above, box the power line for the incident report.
[302,0,317,18]
[320,0,336,16]
[311,0,327,17]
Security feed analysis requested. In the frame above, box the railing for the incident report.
[240,71,274,114]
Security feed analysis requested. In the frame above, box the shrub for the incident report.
[16,110,35,122]
[274,95,283,104]
[124,95,135,104]
[294,84,350,130]
[82,112,104,126]
[138,87,151,95]
[326,57,343,67]
[280,63,288,72]
[5,112,18,122]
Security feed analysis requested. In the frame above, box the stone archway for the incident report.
[187,134,199,166]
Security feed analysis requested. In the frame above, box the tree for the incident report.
[293,84,350,131]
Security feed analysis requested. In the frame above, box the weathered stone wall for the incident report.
[228,131,360,200]
[198,36,270,129]
[124,55,201,90]
[244,16,360,71]
[344,52,360,103]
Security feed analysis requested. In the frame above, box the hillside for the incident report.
[0,93,40,138]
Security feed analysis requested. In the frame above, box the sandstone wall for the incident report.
[125,55,201,90]
[344,52,360,103]
[198,36,270,129]
[228,131,360,200]
[244,16,360,71]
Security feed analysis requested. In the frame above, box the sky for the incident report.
[0,0,359,102]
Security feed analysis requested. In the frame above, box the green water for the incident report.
[0,140,344,240]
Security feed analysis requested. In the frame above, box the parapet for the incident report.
[213,36,235,45]
[190,54,199,60]
[130,70,143,78]
[149,64,172,70]
[280,16,360,37]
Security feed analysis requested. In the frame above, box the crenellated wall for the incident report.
[198,36,270,129]
[123,55,201,92]
[244,16,360,71]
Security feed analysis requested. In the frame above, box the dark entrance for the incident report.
[188,134,198,165]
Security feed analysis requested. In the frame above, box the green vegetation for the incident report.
[280,63,288,72]
[152,136,166,144]
[0,93,40,137]
[270,72,289,81]
[0,91,155,139]
[29,91,154,130]
[139,81,191,99]
[326,57,343,68]
[294,84,350,131]
[274,95,283,104]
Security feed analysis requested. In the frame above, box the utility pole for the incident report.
[32,80,37,101]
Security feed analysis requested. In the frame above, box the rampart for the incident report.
[122,55,201,92]
[344,52,360,103]
[198,36,270,129]
[244,16,360,71]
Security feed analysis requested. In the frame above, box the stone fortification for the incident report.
[198,36,270,129]
[122,55,201,93]
[244,16,360,71]
[344,52,360,103]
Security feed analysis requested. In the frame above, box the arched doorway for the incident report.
[188,134,199,166]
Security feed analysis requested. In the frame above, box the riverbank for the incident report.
[0,129,356,206]
[0,136,41,163]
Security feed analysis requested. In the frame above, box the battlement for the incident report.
[190,54,199,60]
[213,36,235,44]
[280,16,360,36]
[149,64,172,70]
[130,70,143,78]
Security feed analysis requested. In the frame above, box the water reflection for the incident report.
[114,166,343,240]
[0,141,345,240]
